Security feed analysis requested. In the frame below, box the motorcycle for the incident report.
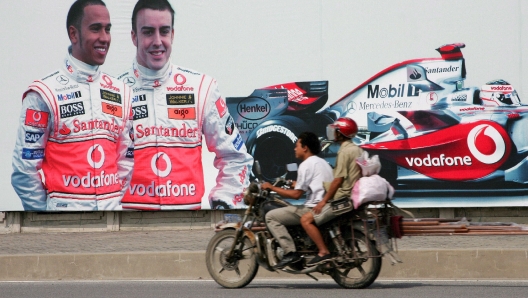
[205,161,403,288]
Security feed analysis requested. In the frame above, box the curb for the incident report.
[0,249,527,281]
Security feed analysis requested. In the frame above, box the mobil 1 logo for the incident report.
[60,102,85,118]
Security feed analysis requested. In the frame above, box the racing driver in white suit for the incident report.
[11,0,133,211]
[118,0,252,210]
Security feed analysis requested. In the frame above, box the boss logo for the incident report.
[60,102,85,118]
[133,105,148,120]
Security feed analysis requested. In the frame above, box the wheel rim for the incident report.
[208,233,256,284]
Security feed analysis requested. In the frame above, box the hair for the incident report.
[132,0,175,33]
[66,0,107,32]
[298,132,321,155]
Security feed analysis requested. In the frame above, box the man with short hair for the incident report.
[12,0,134,211]
[118,0,252,210]
[301,117,363,266]
[263,132,333,268]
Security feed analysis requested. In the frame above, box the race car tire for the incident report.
[245,116,309,181]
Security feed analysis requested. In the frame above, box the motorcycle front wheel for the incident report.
[331,230,382,289]
[205,229,259,288]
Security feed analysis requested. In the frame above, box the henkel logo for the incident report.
[57,91,81,101]
[100,74,120,92]
[151,152,172,178]
[236,97,269,120]
[25,109,49,128]
[87,144,105,169]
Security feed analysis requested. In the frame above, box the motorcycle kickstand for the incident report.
[305,273,318,281]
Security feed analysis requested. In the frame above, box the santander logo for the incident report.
[151,152,172,178]
[467,124,505,165]
[87,144,105,169]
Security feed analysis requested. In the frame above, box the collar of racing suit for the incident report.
[65,46,101,83]
[133,59,172,90]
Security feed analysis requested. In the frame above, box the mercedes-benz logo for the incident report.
[56,75,69,85]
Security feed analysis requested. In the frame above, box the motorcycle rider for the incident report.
[301,117,363,266]
[118,0,253,210]
[11,0,133,211]
[262,132,333,268]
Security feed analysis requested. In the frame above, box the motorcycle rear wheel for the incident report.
[206,229,259,288]
[331,230,382,289]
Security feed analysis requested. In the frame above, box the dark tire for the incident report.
[245,116,308,181]
[331,230,382,289]
[205,230,259,288]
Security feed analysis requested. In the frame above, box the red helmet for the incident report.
[326,117,358,140]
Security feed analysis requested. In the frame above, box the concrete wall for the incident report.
[1,207,528,234]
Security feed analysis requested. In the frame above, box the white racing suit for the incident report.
[118,61,252,210]
[11,53,134,211]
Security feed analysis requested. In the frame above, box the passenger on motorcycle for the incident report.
[301,117,364,266]
[262,132,333,269]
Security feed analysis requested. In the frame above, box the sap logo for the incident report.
[367,84,419,98]
[133,105,148,120]
[57,91,81,101]
[59,102,85,118]
[25,131,44,143]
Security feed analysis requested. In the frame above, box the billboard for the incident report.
[2,0,527,211]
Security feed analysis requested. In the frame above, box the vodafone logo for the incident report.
[33,111,42,122]
[151,152,172,177]
[467,124,505,165]
[87,144,105,169]
[102,74,113,86]
[174,74,187,85]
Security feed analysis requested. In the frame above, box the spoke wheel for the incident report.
[206,229,259,288]
[331,230,382,289]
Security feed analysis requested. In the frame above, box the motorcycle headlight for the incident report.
[243,182,259,205]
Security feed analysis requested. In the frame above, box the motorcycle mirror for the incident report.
[286,163,298,172]
[254,160,263,180]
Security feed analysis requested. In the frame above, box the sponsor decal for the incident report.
[55,75,70,85]
[55,84,79,92]
[481,85,514,92]
[236,121,258,131]
[424,65,459,74]
[358,100,412,110]
[100,74,120,92]
[256,125,297,143]
[367,84,419,98]
[56,203,68,208]
[233,192,244,205]
[151,152,172,177]
[134,68,139,78]
[129,181,196,198]
[22,148,44,160]
[225,116,235,135]
[117,72,129,80]
[126,147,134,158]
[467,124,505,165]
[459,107,484,112]
[166,85,194,92]
[133,87,144,93]
[73,118,122,134]
[407,66,424,80]
[166,94,195,105]
[168,107,196,120]
[426,92,438,105]
[60,102,85,118]
[177,67,200,75]
[24,131,44,143]
[135,123,198,139]
[100,89,122,104]
[451,94,467,101]
[236,97,269,120]
[174,74,187,85]
[132,94,146,103]
[153,80,161,88]
[42,71,59,81]
[87,144,105,169]
[232,134,244,150]
[59,123,71,135]
[87,75,93,83]
[66,60,73,74]
[102,102,123,117]
[57,91,81,101]
[133,105,148,120]
[286,87,308,103]
[25,109,49,128]
[62,171,120,188]
[238,165,248,185]
[123,76,135,86]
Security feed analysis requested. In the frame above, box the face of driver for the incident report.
[69,5,111,66]
[132,8,174,70]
